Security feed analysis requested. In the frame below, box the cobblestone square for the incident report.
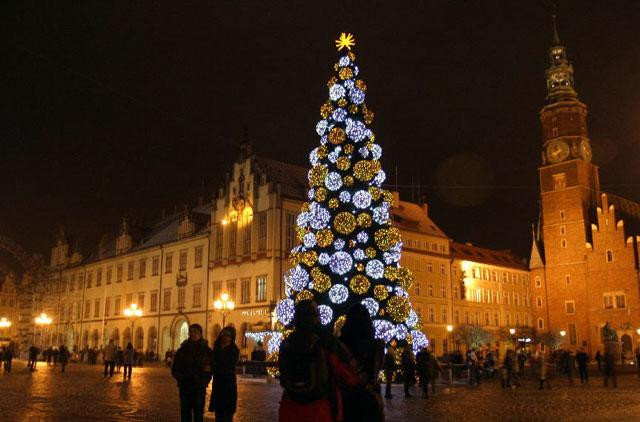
[2,361,640,421]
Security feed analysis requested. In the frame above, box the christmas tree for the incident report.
[272,33,427,354]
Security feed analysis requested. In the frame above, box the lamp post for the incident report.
[446,324,454,384]
[214,292,235,328]
[124,304,143,348]
[509,327,517,350]
[35,313,53,348]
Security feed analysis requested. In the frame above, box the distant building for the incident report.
[529,18,640,357]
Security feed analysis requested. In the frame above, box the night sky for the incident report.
[3,1,640,265]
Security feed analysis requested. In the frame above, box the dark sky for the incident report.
[3,1,640,264]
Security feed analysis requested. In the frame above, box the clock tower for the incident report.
[531,16,601,350]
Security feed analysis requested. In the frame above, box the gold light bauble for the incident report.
[301,202,310,212]
[328,198,339,209]
[355,263,364,272]
[343,175,354,186]
[343,144,354,154]
[382,189,394,205]
[355,79,367,91]
[316,229,334,247]
[301,250,318,267]
[357,212,372,228]
[347,51,356,61]
[327,76,338,88]
[353,160,377,182]
[296,290,314,302]
[311,268,331,293]
[348,239,357,248]
[363,107,374,124]
[384,266,399,281]
[315,187,328,201]
[338,98,348,107]
[348,104,359,114]
[296,226,306,242]
[368,186,382,201]
[374,285,389,301]
[374,228,400,251]
[397,266,414,290]
[289,252,301,266]
[339,67,353,80]
[387,296,411,322]
[328,127,346,145]
[309,165,328,187]
[349,274,370,295]
[334,63,340,71]
[365,247,377,258]
[317,145,328,159]
[320,102,333,118]
[336,156,351,171]
[334,212,356,235]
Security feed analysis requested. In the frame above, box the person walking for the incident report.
[3,344,13,372]
[278,300,360,422]
[103,339,117,377]
[425,349,442,397]
[576,348,589,384]
[401,343,416,398]
[536,352,551,389]
[116,346,124,373]
[250,341,267,377]
[505,350,519,388]
[595,350,602,372]
[603,350,617,388]
[28,345,39,371]
[383,345,396,399]
[517,350,527,377]
[208,327,240,422]
[123,342,134,380]
[340,303,385,421]
[566,350,575,385]
[416,346,429,398]
[171,324,212,422]
[59,344,69,373]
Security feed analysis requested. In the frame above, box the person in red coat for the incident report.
[278,300,360,422]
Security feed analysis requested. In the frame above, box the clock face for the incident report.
[546,140,570,164]
[580,140,592,162]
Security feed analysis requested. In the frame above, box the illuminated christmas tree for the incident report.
[272,33,427,354]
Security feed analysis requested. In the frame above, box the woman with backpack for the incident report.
[339,303,385,421]
[279,300,360,422]
[208,327,239,422]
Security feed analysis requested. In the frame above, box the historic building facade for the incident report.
[0,273,19,346]
[529,21,640,357]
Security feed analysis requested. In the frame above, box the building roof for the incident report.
[392,199,448,238]
[83,203,212,264]
[451,241,528,271]
[603,192,640,238]
[253,156,308,201]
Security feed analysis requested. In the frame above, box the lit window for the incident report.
[256,276,267,302]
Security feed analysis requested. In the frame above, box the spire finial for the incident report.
[552,14,561,45]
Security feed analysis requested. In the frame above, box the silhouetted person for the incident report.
[172,324,212,422]
[250,341,267,376]
[401,344,416,398]
[603,350,617,388]
[208,327,240,422]
[59,344,69,372]
[595,350,602,372]
[103,339,116,377]
[340,303,385,421]
[123,342,134,380]
[575,348,589,384]
[28,345,39,371]
[2,345,13,372]
[383,345,396,399]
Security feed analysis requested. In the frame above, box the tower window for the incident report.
[560,225,566,235]
[560,210,565,220]
[561,239,567,248]
[537,318,544,329]
[553,173,567,190]
[536,296,542,307]
[552,127,559,137]
[606,250,614,262]
[535,276,541,288]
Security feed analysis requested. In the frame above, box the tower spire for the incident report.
[551,14,561,45]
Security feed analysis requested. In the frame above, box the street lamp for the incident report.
[560,330,566,337]
[636,328,640,336]
[35,313,52,347]
[0,317,11,342]
[124,304,143,347]
[214,292,235,328]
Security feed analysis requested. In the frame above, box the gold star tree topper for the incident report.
[335,33,355,51]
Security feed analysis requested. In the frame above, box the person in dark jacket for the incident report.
[123,342,134,380]
[171,324,212,422]
[575,348,589,384]
[401,344,416,398]
[3,345,13,372]
[339,303,385,421]
[416,347,429,398]
[208,327,240,422]
[28,345,39,371]
[595,350,602,372]
[59,344,69,372]
[383,345,396,399]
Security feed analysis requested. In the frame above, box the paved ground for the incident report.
[2,360,640,421]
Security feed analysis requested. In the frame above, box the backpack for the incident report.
[281,332,330,403]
